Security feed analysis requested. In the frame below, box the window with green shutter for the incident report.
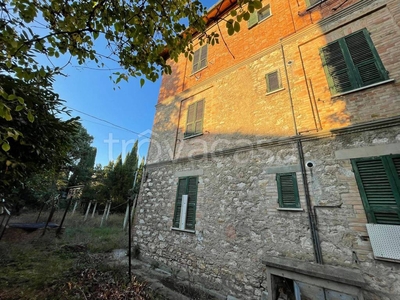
[173,176,198,231]
[266,70,282,93]
[248,4,271,29]
[184,100,204,138]
[351,155,400,225]
[320,29,388,95]
[192,45,208,74]
[276,173,301,208]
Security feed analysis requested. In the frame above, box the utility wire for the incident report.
[66,106,151,138]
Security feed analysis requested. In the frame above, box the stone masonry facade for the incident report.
[134,0,400,299]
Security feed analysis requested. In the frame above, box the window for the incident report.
[276,173,300,208]
[173,177,198,231]
[184,100,204,138]
[266,70,282,93]
[351,155,400,225]
[320,29,388,95]
[192,45,208,74]
[248,4,271,28]
[306,0,327,8]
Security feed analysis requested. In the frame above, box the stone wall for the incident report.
[134,125,400,299]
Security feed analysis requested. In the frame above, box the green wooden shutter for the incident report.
[173,178,188,228]
[352,156,400,225]
[393,156,400,179]
[277,173,300,208]
[185,103,196,137]
[320,41,354,94]
[185,177,198,230]
[199,45,208,70]
[345,30,388,86]
[247,11,258,28]
[194,100,204,134]
[192,48,200,73]
[185,100,204,137]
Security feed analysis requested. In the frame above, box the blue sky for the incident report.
[50,0,217,166]
[54,63,159,166]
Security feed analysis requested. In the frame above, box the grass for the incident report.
[0,210,159,300]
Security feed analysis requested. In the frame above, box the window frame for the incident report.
[276,173,301,209]
[320,29,389,95]
[184,100,204,139]
[172,176,198,231]
[351,155,400,225]
[247,3,272,29]
[191,45,208,74]
[266,70,283,94]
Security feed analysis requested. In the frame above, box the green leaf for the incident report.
[7,94,17,100]
[27,110,35,122]
[16,105,24,111]
[230,10,237,17]
[254,0,263,9]
[2,142,10,152]
[140,78,145,87]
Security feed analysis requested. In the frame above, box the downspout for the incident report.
[280,41,323,264]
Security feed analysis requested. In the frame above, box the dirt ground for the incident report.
[0,223,222,300]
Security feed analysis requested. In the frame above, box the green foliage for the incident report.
[68,127,96,187]
[81,142,144,208]
[0,74,79,194]
[108,142,141,208]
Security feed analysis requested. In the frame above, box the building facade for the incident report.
[133,0,400,299]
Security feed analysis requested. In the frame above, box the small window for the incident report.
[320,29,388,95]
[192,45,208,74]
[248,4,271,28]
[351,155,400,225]
[266,70,282,93]
[185,100,204,138]
[173,177,198,231]
[276,173,301,208]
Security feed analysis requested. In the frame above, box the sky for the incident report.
[53,62,160,167]
[49,0,217,167]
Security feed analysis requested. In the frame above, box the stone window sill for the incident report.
[183,133,203,140]
[277,208,304,212]
[171,227,196,234]
[266,87,284,96]
[306,0,328,11]
[331,79,394,98]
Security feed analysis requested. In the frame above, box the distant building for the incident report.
[134,0,400,299]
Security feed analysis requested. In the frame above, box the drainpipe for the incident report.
[281,41,323,264]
